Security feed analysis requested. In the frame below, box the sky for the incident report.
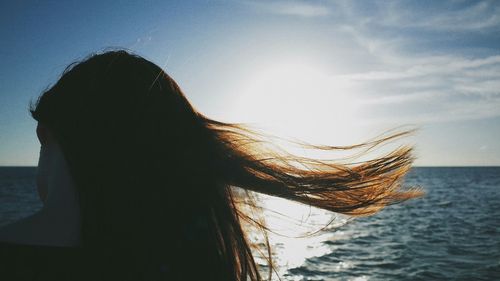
[0,0,499,166]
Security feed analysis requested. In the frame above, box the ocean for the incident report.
[1,167,499,280]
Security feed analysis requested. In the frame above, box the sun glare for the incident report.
[227,62,364,146]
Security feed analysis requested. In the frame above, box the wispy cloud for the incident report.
[243,0,500,31]
[345,55,500,81]
[240,0,331,17]
[342,1,499,124]
[239,0,500,124]
[336,53,500,123]
[378,0,500,32]
[329,40,500,123]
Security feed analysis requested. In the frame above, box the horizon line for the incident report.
[1,165,499,168]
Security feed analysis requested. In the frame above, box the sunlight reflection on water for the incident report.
[251,193,350,279]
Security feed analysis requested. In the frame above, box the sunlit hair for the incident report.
[30,49,423,281]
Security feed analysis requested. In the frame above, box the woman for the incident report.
[0,50,422,281]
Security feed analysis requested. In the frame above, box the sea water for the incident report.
[1,167,499,280]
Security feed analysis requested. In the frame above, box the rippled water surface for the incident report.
[1,167,499,280]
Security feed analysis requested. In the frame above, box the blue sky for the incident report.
[1,0,499,166]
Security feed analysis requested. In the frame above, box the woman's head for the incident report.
[32,52,212,214]
[30,49,423,280]
[31,50,228,278]
[32,51,208,177]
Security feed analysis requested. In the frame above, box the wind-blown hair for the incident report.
[29,49,422,281]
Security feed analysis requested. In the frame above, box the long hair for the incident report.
[29,49,422,281]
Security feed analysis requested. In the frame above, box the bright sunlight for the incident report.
[227,61,365,146]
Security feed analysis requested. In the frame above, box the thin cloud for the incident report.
[335,53,500,123]
[240,0,331,17]
[380,0,500,32]
[344,55,500,81]
[328,28,500,124]
[327,1,500,124]
[238,0,500,124]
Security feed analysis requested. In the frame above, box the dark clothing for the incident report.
[0,242,88,281]
[0,242,173,281]
[0,214,233,280]
[0,239,233,281]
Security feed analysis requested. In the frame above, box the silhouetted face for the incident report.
[36,122,49,203]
